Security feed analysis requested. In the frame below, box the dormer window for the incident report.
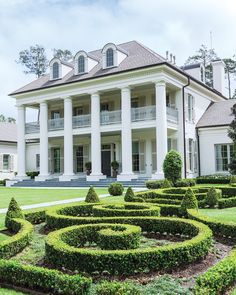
[106,48,114,67]
[52,62,59,79]
[78,55,85,73]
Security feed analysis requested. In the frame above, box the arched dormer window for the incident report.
[106,48,114,67]
[78,55,85,73]
[52,62,59,79]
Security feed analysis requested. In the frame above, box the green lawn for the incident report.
[0,187,108,209]
[0,288,27,295]
[200,207,236,223]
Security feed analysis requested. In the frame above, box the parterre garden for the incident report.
[2,172,236,294]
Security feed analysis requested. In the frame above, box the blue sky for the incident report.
[1,0,236,120]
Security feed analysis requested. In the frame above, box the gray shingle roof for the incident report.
[10,41,166,95]
[0,122,17,143]
[197,99,236,128]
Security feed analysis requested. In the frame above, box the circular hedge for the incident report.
[92,203,160,217]
[45,217,213,275]
[46,202,161,229]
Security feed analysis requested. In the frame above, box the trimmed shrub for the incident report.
[45,217,212,275]
[218,196,236,208]
[124,187,135,202]
[0,259,91,295]
[188,209,236,239]
[205,187,221,208]
[180,188,198,215]
[163,150,182,185]
[94,280,141,295]
[0,218,33,259]
[194,248,236,295]
[85,187,100,203]
[26,171,39,179]
[25,209,46,224]
[175,178,196,187]
[230,175,236,184]
[196,174,231,184]
[108,183,124,196]
[5,197,24,230]
[146,179,172,189]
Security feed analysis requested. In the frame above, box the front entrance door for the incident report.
[53,148,61,173]
[102,150,111,177]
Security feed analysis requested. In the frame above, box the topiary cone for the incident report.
[124,187,135,202]
[5,197,24,230]
[85,186,100,203]
[180,188,198,216]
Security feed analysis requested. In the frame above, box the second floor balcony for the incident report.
[25,105,178,134]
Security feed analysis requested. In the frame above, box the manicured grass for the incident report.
[200,207,236,223]
[0,288,27,295]
[0,187,108,209]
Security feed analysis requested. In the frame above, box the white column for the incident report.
[35,101,49,181]
[16,105,29,180]
[59,97,76,181]
[152,81,167,179]
[117,86,137,181]
[87,92,105,181]
[176,89,185,178]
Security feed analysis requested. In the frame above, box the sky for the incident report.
[1,0,236,121]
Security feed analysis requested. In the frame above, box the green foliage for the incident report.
[124,187,135,202]
[205,187,221,208]
[24,209,46,224]
[0,259,91,295]
[0,219,33,259]
[93,280,141,295]
[196,174,231,184]
[110,161,119,170]
[5,198,24,230]
[163,150,182,185]
[218,196,236,208]
[108,183,124,196]
[53,48,73,61]
[180,188,198,215]
[175,178,196,187]
[0,114,16,123]
[45,217,212,275]
[146,179,172,189]
[230,175,236,184]
[85,187,100,203]
[188,209,236,239]
[194,248,236,295]
[26,171,39,179]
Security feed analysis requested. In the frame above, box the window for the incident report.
[106,48,114,67]
[52,62,59,79]
[36,154,40,170]
[73,107,83,116]
[187,94,194,122]
[101,103,109,112]
[75,146,84,173]
[215,144,235,172]
[78,55,85,73]
[51,110,61,119]
[132,142,139,172]
[3,154,10,171]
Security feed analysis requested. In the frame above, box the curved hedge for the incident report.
[92,203,160,217]
[194,248,236,295]
[0,259,91,295]
[188,209,236,240]
[0,218,33,259]
[45,217,212,275]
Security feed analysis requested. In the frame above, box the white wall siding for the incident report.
[0,142,17,180]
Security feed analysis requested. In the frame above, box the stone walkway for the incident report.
[0,187,146,214]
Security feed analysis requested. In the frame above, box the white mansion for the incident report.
[10,41,232,183]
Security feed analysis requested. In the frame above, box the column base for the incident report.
[59,174,78,182]
[35,174,51,181]
[152,172,165,180]
[86,174,106,181]
[117,173,138,181]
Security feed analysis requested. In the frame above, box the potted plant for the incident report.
[111,160,119,178]
[85,161,92,176]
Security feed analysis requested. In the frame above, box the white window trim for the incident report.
[215,143,234,173]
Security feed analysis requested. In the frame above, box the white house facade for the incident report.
[0,122,17,180]
[10,41,229,183]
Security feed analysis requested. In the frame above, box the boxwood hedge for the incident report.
[45,217,212,275]
[194,248,236,295]
[188,209,236,240]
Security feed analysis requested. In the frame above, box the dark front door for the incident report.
[102,151,111,177]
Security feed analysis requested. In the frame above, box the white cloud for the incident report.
[0,0,236,120]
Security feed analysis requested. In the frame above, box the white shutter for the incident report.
[186,139,190,171]
[83,145,89,172]
[60,147,64,173]
[0,154,3,171]
[139,141,145,173]
[192,96,196,123]
[10,155,14,172]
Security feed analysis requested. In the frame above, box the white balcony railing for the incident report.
[25,122,40,134]
[166,106,178,123]
[131,106,156,122]
[48,118,64,131]
[73,114,91,128]
[100,110,121,125]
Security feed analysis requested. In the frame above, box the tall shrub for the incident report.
[163,150,182,185]
[124,187,135,202]
[180,188,198,215]
[5,197,24,230]
[205,187,221,208]
[85,187,100,203]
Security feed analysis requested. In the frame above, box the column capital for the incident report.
[17,105,25,110]
[62,96,72,101]
[154,80,166,87]
[90,91,100,97]
[120,86,131,93]
[40,101,48,107]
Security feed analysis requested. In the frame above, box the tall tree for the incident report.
[224,57,236,99]
[16,45,48,78]
[185,44,219,87]
[0,114,16,123]
[53,49,73,61]
[228,105,236,174]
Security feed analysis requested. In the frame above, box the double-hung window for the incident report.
[215,144,235,172]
